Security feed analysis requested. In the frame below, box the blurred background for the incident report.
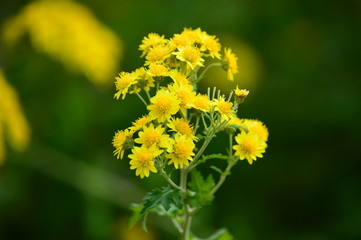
[1,0,361,239]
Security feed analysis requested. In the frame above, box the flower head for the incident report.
[130,115,151,132]
[187,93,211,112]
[167,118,198,141]
[169,70,190,85]
[147,63,169,77]
[112,129,134,159]
[129,144,162,178]
[139,33,167,56]
[148,89,181,122]
[168,82,195,108]
[114,72,139,100]
[133,67,155,91]
[174,45,204,70]
[233,131,267,164]
[167,135,195,169]
[223,48,239,81]
[200,33,221,59]
[145,44,172,64]
[234,86,249,98]
[134,124,170,149]
[213,96,234,122]
[242,119,269,142]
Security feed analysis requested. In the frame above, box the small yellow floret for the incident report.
[213,97,234,122]
[233,131,267,164]
[167,118,197,141]
[167,135,195,169]
[139,33,167,56]
[112,129,133,159]
[114,72,139,100]
[134,124,170,149]
[242,119,269,142]
[187,93,211,112]
[129,145,162,178]
[174,46,204,70]
[147,89,181,122]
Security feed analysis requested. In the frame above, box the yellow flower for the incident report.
[148,89,181,122]
[167,135,195,169]
[223,48,239,81]
[174,45,204,70]
[233,131,267,164]
[147,63,169,77]
[187,93,211,112]
[114,71,139,100]
[241,119,269,142]
[168,82,195,108]
[0,70,30,165]
[167,118,198,141]
[200,33,221,59]
[139,33,168,56]
[170,33,193,48]
[213,97,234,122]
[112,129,134,159]
[134,124,170,149]
[181,27,202,44]
[129,115,151,132]
[234,86,249,98]
[169,70,190,85]
[133,67,155,92]
[225,116,243,127]
[145,44,172,64]
[129,144,162,178]
[3,0,122,86]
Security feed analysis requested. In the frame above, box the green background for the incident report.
[1,0,361,239]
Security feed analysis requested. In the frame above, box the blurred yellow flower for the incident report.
[0,70,30,165]
[3,0,122,86]
[223,47,239,81]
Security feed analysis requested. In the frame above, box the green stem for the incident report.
[196,63,222,83]
[145,90,152,102]
[158,167,181,191]
[135,92,148,107]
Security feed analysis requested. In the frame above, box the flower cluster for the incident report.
[112,28,268,178]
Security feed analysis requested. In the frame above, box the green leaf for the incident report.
[139,186,183,231]
[188,169,215,207]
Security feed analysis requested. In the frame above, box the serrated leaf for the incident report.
[139,186,183,231]
[188,169,215,207]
